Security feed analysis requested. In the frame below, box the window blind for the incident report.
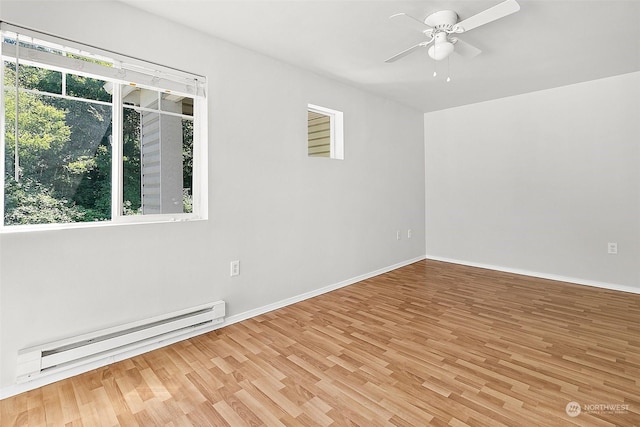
[0,21,206,98]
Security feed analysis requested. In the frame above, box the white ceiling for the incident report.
[122,0,640,113]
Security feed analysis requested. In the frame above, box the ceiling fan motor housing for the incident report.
[424,10,458,30]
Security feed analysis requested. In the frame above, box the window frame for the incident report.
[307,103,343,160]
[0,23,208,232]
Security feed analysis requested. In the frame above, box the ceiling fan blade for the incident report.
[389,13,432,35]
[452,38,482,59]
[384,42,428,63]
[454,0,520,33]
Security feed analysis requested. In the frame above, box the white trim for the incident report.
[3,86,113,107]
[332,108,344,160]
[192,96,208,219]
[0,255,425,399]
[224,255,426,325]
[0,215,206,234]
[425,255,640,295]
[111,83,123,221]
[122,103,194,120]
[0,38,5,221]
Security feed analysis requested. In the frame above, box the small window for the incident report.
[307,104,343,159]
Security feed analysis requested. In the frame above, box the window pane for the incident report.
[182,119,193,213]
[66,74,112,102]
[122,86,157,110]
[3,60,16,85]
[122,90,193,215]
[123,88,193,117]
[308,110,331,157]
[3,62,17,190]
[162,93,193,117]
[122,107,141,215]
[3,89,112,225]
[2,61,62,94]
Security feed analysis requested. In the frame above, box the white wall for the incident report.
[0,0,425,392]
[425,71,640,289]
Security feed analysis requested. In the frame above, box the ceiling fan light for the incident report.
[428,41,454,61]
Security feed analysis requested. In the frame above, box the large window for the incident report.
[0,23,207,229]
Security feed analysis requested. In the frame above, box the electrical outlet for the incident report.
[607,243,618,255]
[407,229,412,239]
[396,230,401,241]
[230,260,240,276]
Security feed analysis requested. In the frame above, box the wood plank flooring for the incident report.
[2,259,640,426]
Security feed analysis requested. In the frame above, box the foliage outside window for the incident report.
[1,24,207,229]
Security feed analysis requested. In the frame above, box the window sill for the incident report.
[0,215,206,234]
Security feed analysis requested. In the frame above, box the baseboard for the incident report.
[425,255,640,295]
[223,255,426,326]
[0,255,425,400]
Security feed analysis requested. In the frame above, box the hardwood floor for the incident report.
[2,259,640,426]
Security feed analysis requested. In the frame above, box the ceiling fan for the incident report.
[385,0,520,63]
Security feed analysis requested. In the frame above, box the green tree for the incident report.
[182,119,193,213]
[13,64,113,219]
[4,62,114,223]
[3,90,71,180]
[4,178,85,225]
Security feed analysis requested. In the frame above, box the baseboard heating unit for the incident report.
[16,300,226,383]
